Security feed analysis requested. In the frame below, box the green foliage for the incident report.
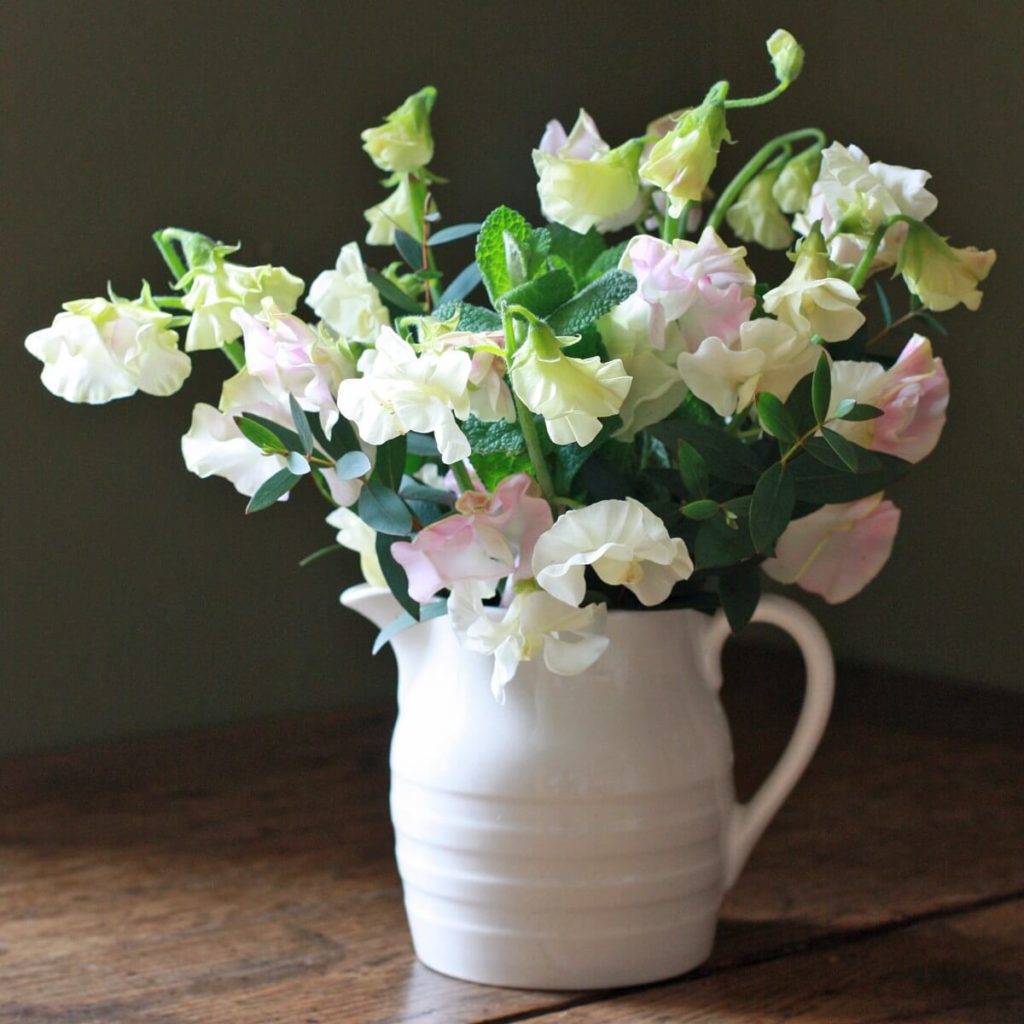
[436,262,483,305]
[366,270,422,315]
[460,416,532,490]
[756,392,798,444]
[650,421,762,485]
[784,373,817,435]
[373,436,407,490]
[694,515,756,569]
[246,468,301,514]
[431,300,502,332]
[503,269,575,319]
[682,499,720,521]
[289,396,314,455]
[546,269,637,336]
[428,222,482,246]
[718,563,761,631]
[676,441,710,498]
[821,427,879,473]
[358,479,413,536]
[235,416,286,452]
[547,224,606,285]
[476,206,533,303]
[244,414,304,454]
[749,461,796,554]
[372,600,448,655]
[811,350,831,425]
[789,448,911,503]
[374,535,419,619]
[393,229,422,270]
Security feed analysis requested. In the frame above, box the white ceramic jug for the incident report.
[343,585,834,990]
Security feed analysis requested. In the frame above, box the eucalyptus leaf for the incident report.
[335,450,372,480]
[286,451,311,475]
[366,270,423,315]
[874,279,893,326]
[398,476,455,505]
[749,461,796,555]
[374,534,419,619]
[784,373,817,434]
[394,229,423,270]
[436,262,483,305]
[298,544,343,567]
[373,435,407,490]
[811,351,832,425]
[359,480,413,536]
[406,431,441,457]
[428,222,482,246]
[288,395,314,456]
[311,413,360,461]
[235,416,287,452]
[245,468,301,514]
[372,600,448,655]
[245,414,304,454]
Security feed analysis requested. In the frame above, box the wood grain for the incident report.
[0,649,1021,1023]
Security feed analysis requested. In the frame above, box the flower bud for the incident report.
[725,166,794,250]
[897,221,996,312]
[772,147,821,214]
[639,84,729,216]
[360,86,436,174]
[767,29,804,85]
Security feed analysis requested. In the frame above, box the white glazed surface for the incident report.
[343,586,833,990]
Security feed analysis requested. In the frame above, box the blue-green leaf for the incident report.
[366,270,423,315]
[372,600,448,655]
[428,223,482,246]
[374,534,418,619]
[289,396,314,456]
[394,229,423,270]
[246,468,301,514]
[358,480,413,536]
[286,451,311,475]
[373,435,408,490]
[335,450,372,480]
[436,262,483,305]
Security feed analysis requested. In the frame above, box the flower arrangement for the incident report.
[26,31,995,697]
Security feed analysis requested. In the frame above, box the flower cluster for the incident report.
[26,32,995,696]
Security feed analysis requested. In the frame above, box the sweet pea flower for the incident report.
[794,143,938,268]
[360,86,436,174]
[762,494,901,604]
[337,326,472,464]
[449,581,609,700]
[326,506,387,588]
[307,242,390,342]
[233,301,354,438]
[639,85,729,216]
[725,167,794,251]
[829,335,949,463]
[179,246,304,352]
[602,229,756,353]
[365,176,421,246]
[391,474,553,603]
[25,293,190,404]
[509,321,631,446]
[416,327,516,423]
[766,29,805,85]
[181,368,364,507]
[762,226,865,342]
[533,498,694,607]
[532,110,645,233]
[676,316,818,416]
[772,147,821,214]
[896,221,996,312]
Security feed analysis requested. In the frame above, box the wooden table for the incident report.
[2,648,1022,1023]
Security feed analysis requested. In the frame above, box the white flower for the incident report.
[326,506,387,588]
[532,110,645,233]
[532,498,694,607]
[307,242,390,343]
[510,321,631,446]
[360,86,436,174]
[897,221,996,313]
[725,168,794,251]
[794,143,938,267]
[337,326,472,464]
[365,177,420,247]
[25,295,190,404]
[762,228,865,342]
[676,317,818,416]
[180,256,304,352]
[449,582,609,700]
[418,329,516,424]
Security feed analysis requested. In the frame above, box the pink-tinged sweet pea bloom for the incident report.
[762,494,901,604]
[391,474,554,603]
[830,335,949,464]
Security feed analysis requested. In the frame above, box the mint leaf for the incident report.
[476,206,533,304]
[547,269,636,336]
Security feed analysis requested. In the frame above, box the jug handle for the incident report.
[704,594,835,890]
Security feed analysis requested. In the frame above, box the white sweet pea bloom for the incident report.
[897,221,996,313]
[725,168,794,251]
[795,143,938,267]
[533,498,694,608]
[417,329,516,424]
[532,110,645,233]
[234,302,355,438]
[337,326,472,464]
[25,295,190,404]
[361,86,436,174]
[763,227,865,342]
[365,176,420,247]
[326,506,387,588]
[449,581,609,700]
[677,317,819,417]
[307,242,390,343]
[180,252,304,352]
[509,321,631,446]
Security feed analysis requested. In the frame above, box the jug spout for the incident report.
[341,584,428,678]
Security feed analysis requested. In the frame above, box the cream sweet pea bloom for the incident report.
[449,581,609,700]
[364,176,421,247]
[307,242,390,342]
[25,295,190,404]
[676,317,818,416]
[533,111,645,233]
[533,498,694,607]
[763,228,865,342]
[509,322,631,446]
[180,254,304,352]
[726,168,794,251]
[795,143,938,268]
[361,86,436,174]
[326,506,387,588]
[897,222,996,312]
[337,326,472,464]
[639,87,729,216]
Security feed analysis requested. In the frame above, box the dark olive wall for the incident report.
[3,1,1022,754]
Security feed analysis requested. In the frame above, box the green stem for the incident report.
[660,201,692,243]
[707,128,826,232]
[847,215,916,292]
[222,340,245,371]
[451,461,474,493]
[724,81,790,109]
[152,295,187,308]
[152,230,188,283]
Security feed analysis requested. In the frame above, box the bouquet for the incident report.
[25,31,995,697]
